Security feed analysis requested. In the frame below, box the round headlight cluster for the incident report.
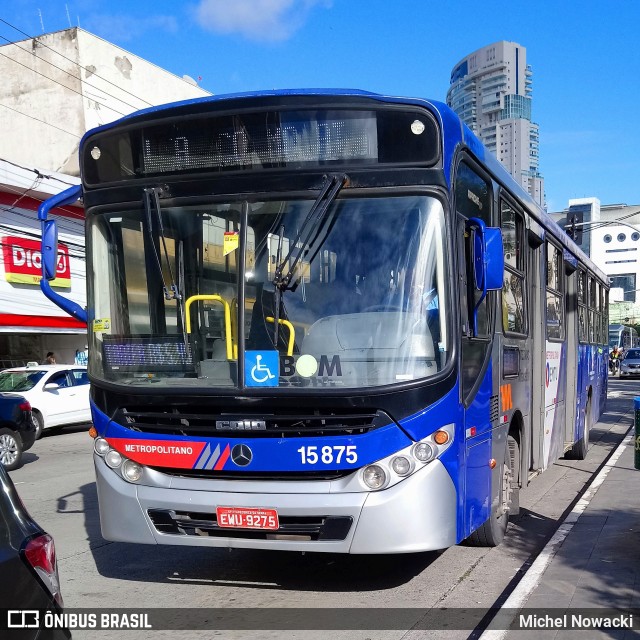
[359,426,454,492]
[413,442,435,462]
[362,465,387,490]
[122,459,144,482]
[94,437,110,456]
[94,438,144,483]
[391,455,413,476]
[105,450,123,469]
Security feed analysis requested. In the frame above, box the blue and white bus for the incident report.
[38,90,609,553]
[608,324,639,350]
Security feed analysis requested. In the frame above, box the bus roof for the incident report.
[81,88,608,286]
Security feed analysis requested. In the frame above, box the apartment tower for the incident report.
[447,41,544,208]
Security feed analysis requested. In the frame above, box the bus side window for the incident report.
[578,270,588,343]
[501,199,527,336]
[546,242,564,341]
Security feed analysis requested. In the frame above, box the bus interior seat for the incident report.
[197,345,236,384]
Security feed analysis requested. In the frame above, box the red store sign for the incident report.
[2,235,71,288]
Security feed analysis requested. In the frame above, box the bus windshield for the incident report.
[88,194,450,389]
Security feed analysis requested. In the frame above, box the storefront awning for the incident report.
[0,313,86,333]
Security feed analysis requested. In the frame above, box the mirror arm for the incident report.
[473,282,488,337]
[38,185,88,324]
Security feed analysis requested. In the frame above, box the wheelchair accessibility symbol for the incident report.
[245,351,279,387]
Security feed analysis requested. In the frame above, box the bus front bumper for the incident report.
[94,455,457,554]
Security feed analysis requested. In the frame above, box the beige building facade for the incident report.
[0,27,212,365]
[0,27,210,175]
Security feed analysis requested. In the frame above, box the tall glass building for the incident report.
[447,41,545,208]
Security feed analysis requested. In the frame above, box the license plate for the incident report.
[216,506,279,530]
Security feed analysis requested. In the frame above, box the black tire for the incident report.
[32,411,44,440]
[0,427,24,471]
[466,434,518,547]
[567,399,591,460]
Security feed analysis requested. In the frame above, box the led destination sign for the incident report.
[83,106,440,184]
[142,111,378,173]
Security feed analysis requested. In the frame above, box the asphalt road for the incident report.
[8,377,636,640]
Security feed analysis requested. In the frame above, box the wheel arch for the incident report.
[508,410,524,488]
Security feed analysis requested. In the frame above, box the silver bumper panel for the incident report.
[95,456,457,553]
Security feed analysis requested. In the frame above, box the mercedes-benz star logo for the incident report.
[231,444,253,467]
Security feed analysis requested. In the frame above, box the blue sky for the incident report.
[2,0,639,212]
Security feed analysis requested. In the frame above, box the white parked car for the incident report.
[0,365,91,439]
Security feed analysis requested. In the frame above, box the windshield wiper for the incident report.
[143,187,190,360]
[270,174,346,351]
[143,186,181,301]
[272,173,347,292]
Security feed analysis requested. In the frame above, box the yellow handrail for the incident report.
[185,294,233,360]
[266,317,296,356]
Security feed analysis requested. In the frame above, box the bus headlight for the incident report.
[122,459,143,483]
[362,465,387,490]
[391,456,413,476]
[105,450,123,469]
[343,424,455,493]
[94,438,110,456]
[412,442,435,463]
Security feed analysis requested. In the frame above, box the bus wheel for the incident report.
[567,399,591,460]
[466,435,518,547]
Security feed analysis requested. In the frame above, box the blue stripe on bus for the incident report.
[90,395,466,475]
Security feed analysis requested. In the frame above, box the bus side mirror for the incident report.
[468,217,504,336]
[469,218,504,292]
[42,219,59,281]
[482,227,504,291]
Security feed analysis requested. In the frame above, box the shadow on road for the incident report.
[41,422,94,439]
[18,424,93,469]
[56,481,103,550]
[19,451,40,467]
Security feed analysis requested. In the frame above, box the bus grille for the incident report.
[114,407,392,438]
[147,509,353,541]
[148,468,351,481]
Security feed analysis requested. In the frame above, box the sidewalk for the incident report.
[502,380,640,638]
